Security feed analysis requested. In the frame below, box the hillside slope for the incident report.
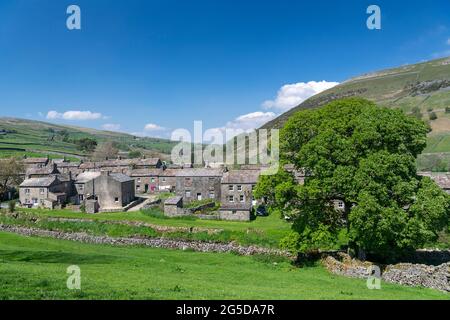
[0,117,177,160]
[261,57,450,171]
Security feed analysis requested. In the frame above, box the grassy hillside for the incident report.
[260,57,450,171]
[0,117,177,160]
[0,231,447,300]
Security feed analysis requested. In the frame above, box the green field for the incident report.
[0,231,448,300]
[0,117,177,160]
[11,208,293,249]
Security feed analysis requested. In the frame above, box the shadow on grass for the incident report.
[0,249,119,264]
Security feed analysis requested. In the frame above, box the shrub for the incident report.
[429,112,438,121]
[8,200,16,213]
[445,106,450,114]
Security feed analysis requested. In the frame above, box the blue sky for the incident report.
[1,0,450,139]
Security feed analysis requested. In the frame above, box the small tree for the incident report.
[445,106,450,114]
[92,141,119,161]
[429,112,438,121]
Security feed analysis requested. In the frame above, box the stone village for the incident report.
[16,156,450,222]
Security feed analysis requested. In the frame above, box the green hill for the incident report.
[261,57,450,171]
[0,117,177,161]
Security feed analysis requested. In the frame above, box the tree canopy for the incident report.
[256,98,450,261]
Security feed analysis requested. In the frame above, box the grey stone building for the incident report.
[130,168,163,194]
[19,175,73,209]
[419,172,450,194]
[218,170,260,221]
[159,168,179,192]
[163,196,184,217]
[175,168,223,203]
[220,170,260,208]
[25,163,61,179]
[22,157,49,169]
[74,171,135,212]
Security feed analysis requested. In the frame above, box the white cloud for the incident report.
[46,110,103,121]
[206,111,277,143]
[144,123,166,131]
[101,123,121,131]
[262,81,339,112]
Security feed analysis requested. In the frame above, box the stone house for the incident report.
[19,175,72,209]
[56,161,81,176]
[23,157,49,169]
[163,196,184,217]
[74,171,135,212]
[220,170,260,208]
[219,204,252,221]
[175,168,223,203]
[159,168,179,192]
[25,163,60,179]
[130,168,163,194]
[134,158,163,169]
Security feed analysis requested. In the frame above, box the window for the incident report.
[185,190,191,198]
[228,185,234,191]
[39,188,45,195]
[115,197,119,203]
[338,201,344,209]
[209,192,215,199]
[239,195,245,202]
[185,178,191,182]
[136,185,140,190]
[137,178,141,183]
[197,193,202,201]
[151,178,155,183]
[162,178,166,182]
[237,185,242,191]
[79,184,84,190]
[25,189,30,194]
[32,198,38,204]
[228,196,234,202]
[79,195,84,201]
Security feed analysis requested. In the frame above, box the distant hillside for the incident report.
[0,117,177,161]
[260,57,450,171]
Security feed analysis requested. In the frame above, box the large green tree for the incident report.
[257,98,450,261]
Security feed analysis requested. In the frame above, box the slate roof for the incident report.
[23,157,49,164]
[20,176,58,188]
[164,196,183,205]
[109,173,134,183]
[130,169,163,177]
[160,169,181,177]
[221,170,260,184]
[175,168,223,177]
[75,172,101,183]
[135,158,161,166]
[26,165,59,176]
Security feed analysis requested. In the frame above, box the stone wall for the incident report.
[323,252,450,292]
[219,209,251,221]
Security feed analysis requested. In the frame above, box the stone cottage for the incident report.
[219,170,261,221]
[175,168,223,203]
[25,163,60,179]
[130,168,163,194]
[19,175,73,209]
[22,157,49,169]
[74,171,135,212]
[163,196,184,217]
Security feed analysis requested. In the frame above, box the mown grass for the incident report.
[0,232,448,300]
